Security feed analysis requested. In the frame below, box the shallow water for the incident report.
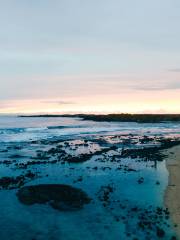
[0,116,180,240]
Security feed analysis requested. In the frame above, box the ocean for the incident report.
[0,116,180,240]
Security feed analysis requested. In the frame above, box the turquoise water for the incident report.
[0,116,180,240]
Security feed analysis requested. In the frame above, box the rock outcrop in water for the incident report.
[0,171,37,189]
[17,184,91,211]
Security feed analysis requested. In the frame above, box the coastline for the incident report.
[19,114,180,124]
[165,145,180,238]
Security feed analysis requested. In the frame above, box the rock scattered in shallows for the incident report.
[0,149,8,153]
[9,154,24,159]
[11,136,180,171]
[137,177,144,184]
[15,159,59,169]
[156,226,165,238]
[0,159,16,165]
[17,184,91,211]
[28,143,118,165]
[0,171,37,190]
[73,176,83,183]
[64,154,92,163]
[96,186,172,239]
[156,181,160,185]
[97,184,114,207]
[121,147,164,162]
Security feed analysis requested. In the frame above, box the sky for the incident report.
[0,0,180,114]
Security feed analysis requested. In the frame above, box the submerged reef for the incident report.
[17,184,91,211]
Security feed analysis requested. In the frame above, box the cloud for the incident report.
[132,81,180,91]
[168,68,180,73]
[41,100,76,105]
[134,85,180,91]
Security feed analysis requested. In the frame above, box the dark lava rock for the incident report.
[138,177,144,184]
[0,171,36,189]
[0,149,8,153]
[9,154,24,159]
[121,147,163,162]
[0,176,23,189]
[156,226,165,238]
[17,184,91,211]
[0,160,16,165]
[97,184,114,206]
[65,154,91,163]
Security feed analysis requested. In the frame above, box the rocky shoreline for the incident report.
[19,113,180,123]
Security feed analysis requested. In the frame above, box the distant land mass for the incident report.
[19,114,180,123]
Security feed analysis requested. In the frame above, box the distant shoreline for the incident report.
[165,145,180,238]
[19,113,180,123]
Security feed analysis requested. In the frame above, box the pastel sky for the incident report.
[0,0,180,114]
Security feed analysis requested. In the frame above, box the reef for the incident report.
[17,184,91,211]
